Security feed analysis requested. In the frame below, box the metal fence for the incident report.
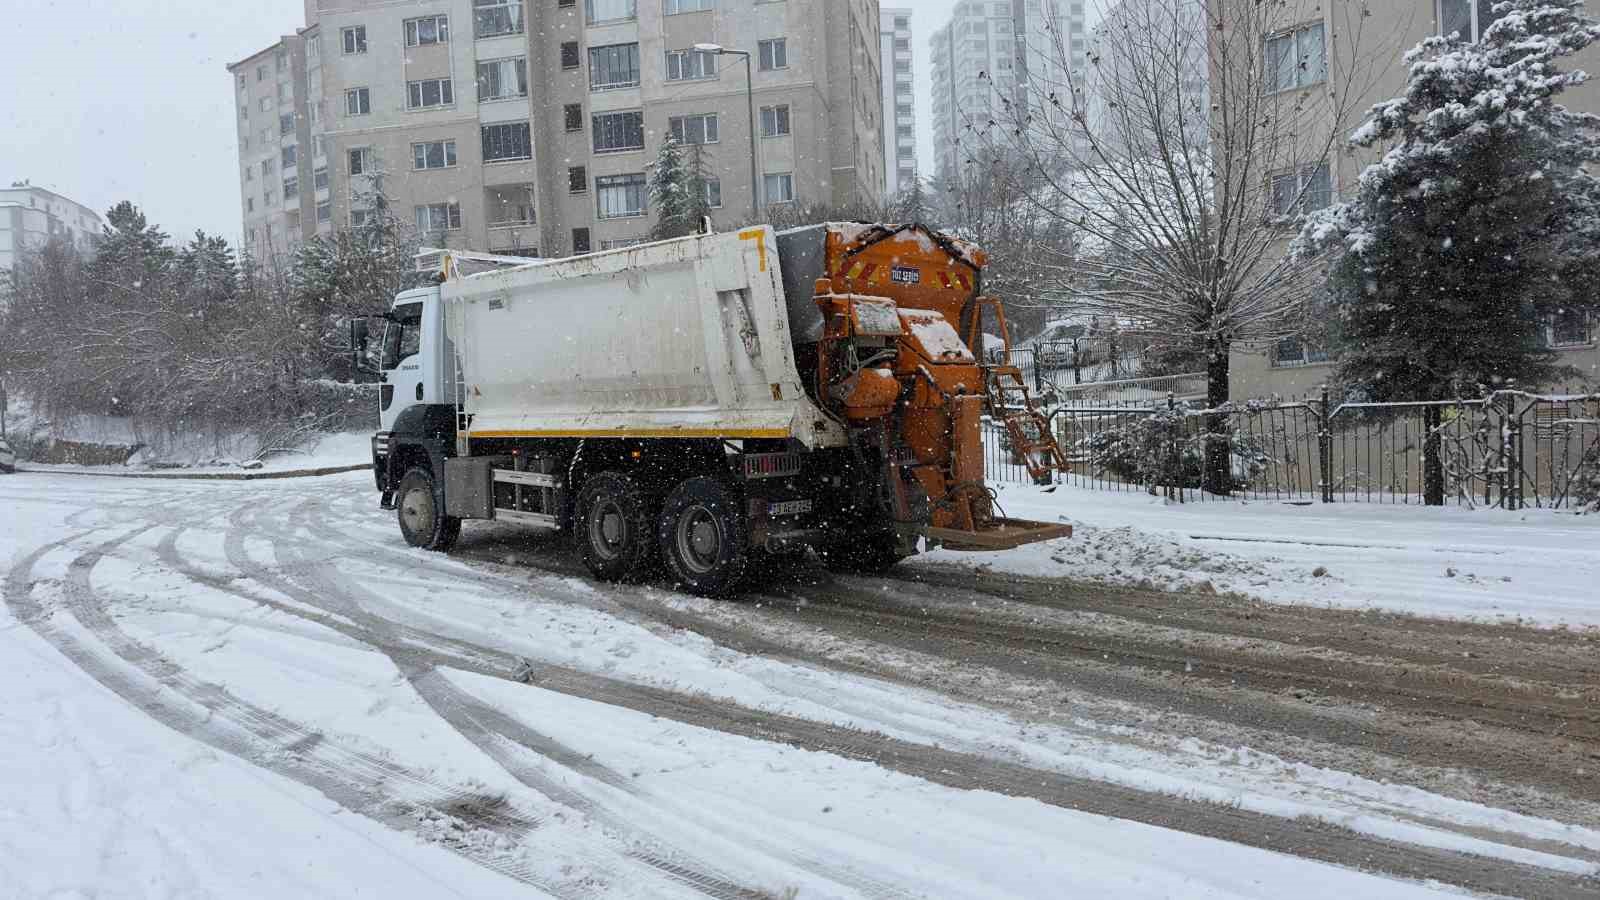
[983,387,1600,509]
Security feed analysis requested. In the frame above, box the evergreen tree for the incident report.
[1297,0,1600,503]
[649,139,712,239]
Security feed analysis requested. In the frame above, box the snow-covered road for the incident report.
[2,471,1596,898]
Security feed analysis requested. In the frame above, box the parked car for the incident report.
[0,437,15,473]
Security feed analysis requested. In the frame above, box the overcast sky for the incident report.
[0,0,973,245]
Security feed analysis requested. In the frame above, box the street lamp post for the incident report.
[694,43,759,219]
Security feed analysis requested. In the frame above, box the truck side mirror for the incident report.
[350,318,371,373]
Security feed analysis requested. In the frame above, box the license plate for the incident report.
[890,265,921,284]
[768,499,813,517]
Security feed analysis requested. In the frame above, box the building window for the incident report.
[282,145,297,168]
[1271,336,1330,368]
[474,0,524,37]
[559,0,575,6]
[569,166,588,193]
[317,200,332,223]
[596,173,647,218]
[314,166,329,191]
[351,208,371,228]
[758,38,787,71]
[313,135,326,158]
[342,26,367,54]
[1547,309,1593,347]
[586,0,636,24]
[260,127,272,145]
[1264,22,1326,93]
[245,166,254,182]
[415,202,463,232]
[894,37,909,51]
[412,139,458,170]
[280,113,295,135]
[345,87,371,116]
[260,97,272,112]
[1270,162,1332,216]
[348,147,373,175]
[404,15,449,47]
[564,103,584,131]
[283,176,299,199]
[407,78,455,109]
[238,73,247,91]
[477,57,528,101]
[246,197,255,213]
[665,49,717,81]
[590,43,641,90]
[240,104,249,121]
[894,15,907,27]
[763,172,794,203]
[704,177,722,208]
[261,158,275,177]
[482,122,533,161]
[264,188,275,206]
[759,104,791,137]
[668,113,718,145]
[666,0,713,11]
[486,186,535,226]
[592,110,644,152]
[1438,0,1505,42]
[572,227,591,253]
[257,65,267,82]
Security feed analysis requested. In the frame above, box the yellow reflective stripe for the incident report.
[470,427,791,440]
[737,228,768,272]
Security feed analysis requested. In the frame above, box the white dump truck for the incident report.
[362,224,1069,595]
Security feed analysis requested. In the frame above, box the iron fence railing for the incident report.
[983,388,1600,509]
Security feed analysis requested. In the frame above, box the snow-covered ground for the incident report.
[16,431,372,476]
[922,483,1600,628]
[5,472,1592,897]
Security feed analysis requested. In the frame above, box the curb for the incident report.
[13,463,372,481]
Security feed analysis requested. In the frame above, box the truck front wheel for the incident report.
[396,466,461,551]
[574,471,657,582]
[658,477,748,597]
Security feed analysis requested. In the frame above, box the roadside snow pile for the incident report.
[20,431,372,476]
[919,483,1600,628]
[1025,523,1291,597]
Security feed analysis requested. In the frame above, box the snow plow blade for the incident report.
[927,518,1074,552]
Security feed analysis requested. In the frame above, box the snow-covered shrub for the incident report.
[1081,407,1267,493]
[1575,447,1600,512]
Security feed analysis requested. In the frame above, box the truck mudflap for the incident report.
[925,518,1074,552]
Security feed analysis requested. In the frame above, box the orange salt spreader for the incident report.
[775,222,1072,551]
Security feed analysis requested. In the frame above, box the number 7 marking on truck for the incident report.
[737,228,768,272]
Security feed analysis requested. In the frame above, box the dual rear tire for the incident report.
[575,472,748,597]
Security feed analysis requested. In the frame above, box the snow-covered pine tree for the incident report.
[1297,0,1600,504]
[649,138,712,239]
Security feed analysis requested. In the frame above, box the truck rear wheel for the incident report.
[396,466,460,551]
[574,471,657,582]
[658,477,748,597]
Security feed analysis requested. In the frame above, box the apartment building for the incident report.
[0,183,104,273]
[1224,0,1600,398]
[230,0,883,261]
[879,8,916,197]
[1087,0,1207,158]
[928,0,1085,181]
[228,30,330,265]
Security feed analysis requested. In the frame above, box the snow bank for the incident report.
[921,483,1600,627]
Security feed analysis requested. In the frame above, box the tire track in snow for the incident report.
[2,526,635,899]
[264,500,901,900]
[234,487,1600,897]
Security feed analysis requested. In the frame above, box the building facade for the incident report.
[879,8,916,197]
[230,0,884,262]
[928,0,1085,182]
[0,183,104,273]
[1224,0,1600,398]
[228,28,331,265]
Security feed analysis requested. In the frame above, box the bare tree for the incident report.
[960,0,1388,492]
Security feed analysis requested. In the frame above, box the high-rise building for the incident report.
[929,0,1084,182]
[229,0,884,263]
[1087,0,1208,158]
[879,8,916,197]
[228,28,329,264]
[0,182,104,273]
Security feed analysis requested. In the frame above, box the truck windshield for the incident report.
[381,303,424,370]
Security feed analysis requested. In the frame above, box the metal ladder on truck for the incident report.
[967,297,1069,483]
